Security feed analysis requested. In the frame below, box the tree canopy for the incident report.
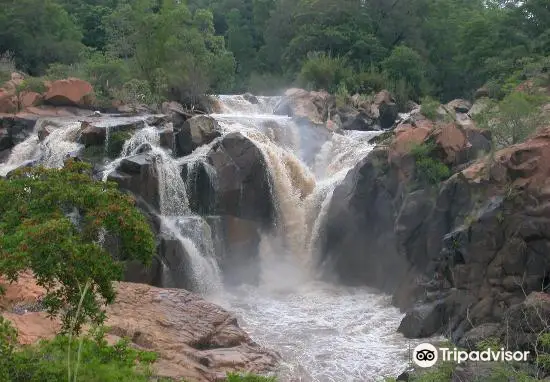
[0,0,549,102]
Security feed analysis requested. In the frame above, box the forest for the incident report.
[0,0,549,108]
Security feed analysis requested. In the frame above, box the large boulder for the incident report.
[79,119,146,147]
[274,88,335,124]
[0,277,280,381]
[207,132,274,226]
[44,78,94,107]
[174,115,222,157]
[107,153,160,210]
[0,114,38,150]
[339,90,399,131]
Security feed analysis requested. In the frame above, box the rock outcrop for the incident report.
[321,113,550,353]
[207,132,273,226]
[1,276,279,381]
[44,78,94,107]
[174,115,222,157]
[274,88,335,124]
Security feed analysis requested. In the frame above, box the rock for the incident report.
[243,93,259,104]
[1,278,280,381]
[0,114,38,150]
[342,111,378,131]
[207,132,274,226]
[274,88,335,124]
[398,300,449,338]
[79,119,145,147]
[20,91,42,109]
[457,323,503,349]
[107,153,160,210]
[505,292,550,350]
[446,99,472,114]
[0,89,17,113]
[37,123,54,141]
[373,90,399,129]
[217,216,262,285]
[44,78,94,107]
[474,86,490,99]
[174,115,222,157]
[159,125,174,151]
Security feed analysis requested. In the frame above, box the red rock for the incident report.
[20,91,42,108]
[1,277,279,381]
[44,78,94,107]
[0,90,17,113]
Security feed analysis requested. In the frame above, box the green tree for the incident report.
[382,45,427,101]
[0,0,84,75]
[0,160,155,333]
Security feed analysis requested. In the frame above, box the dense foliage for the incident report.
[0,0,549,105]
[0,160,156,333]
[0,319,158,382]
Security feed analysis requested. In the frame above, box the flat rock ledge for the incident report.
[1,277,280,381]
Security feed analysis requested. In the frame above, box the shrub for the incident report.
[298,52,353,93]
[0,326,158,382]
[382,46,427,102]
[248,72,288,95]
[0,160,156,333]
[410,142,451,186]
[348,67,386,95]
[106,131,132,158]
[226,373,276,382]
[474,91,547,148]
[0,51,17,84]
[113,79,159,108]
[420,96,441,120]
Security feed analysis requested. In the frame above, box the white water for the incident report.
[208,96,420,381]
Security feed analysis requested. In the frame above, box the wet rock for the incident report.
[107,153,160,210]
[398,300,449,338]
[243,93,259,104]
[207,132,274,226]
[44,78,94,107]
[217,216,261,285]
[174,115,222,157]
[0,114,38,150]
[159,125,174,151]
[79,119,145,147]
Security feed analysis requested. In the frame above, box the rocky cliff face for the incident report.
[321,104,550,353]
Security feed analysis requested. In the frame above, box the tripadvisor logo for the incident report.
[412,343,530,368]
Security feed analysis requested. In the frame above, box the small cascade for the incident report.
[0,119,82,176]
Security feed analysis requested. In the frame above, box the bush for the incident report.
[113,79,159,108]
[410,142,451,186]
[0,51,17,84]
[248,72,288,95]
[420,96,441,120]
[106,131,132,158]
[0,324,158,382]
[298,52,353,93]
[226,373,276,382]
[348,67,386,95]
[474,91,547,148]
[382,46,427,102]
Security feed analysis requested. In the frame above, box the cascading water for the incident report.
[208,95,428,381]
